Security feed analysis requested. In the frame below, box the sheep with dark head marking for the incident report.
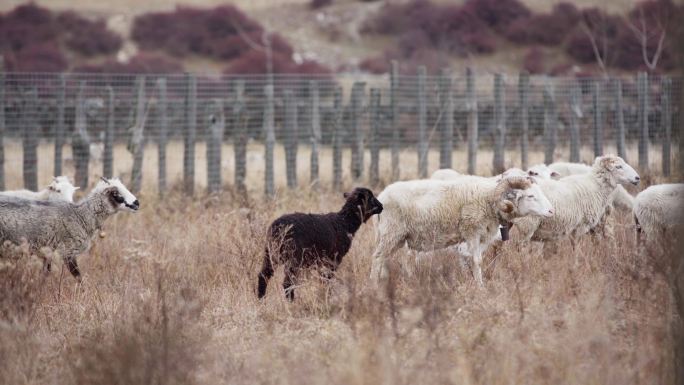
[257,187,383,301]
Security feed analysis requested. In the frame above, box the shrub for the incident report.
[506,3,580,46]
[359,55,390,74]
[13,43,68,72]
[565,8,623,66]
[57,11,122,56]
[0,3,58,52]
[463,0,531,33]
[310,0,333,9]
[523,47,545,74]
[74,54,184,74]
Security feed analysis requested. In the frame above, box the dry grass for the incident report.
[1,144,682,385]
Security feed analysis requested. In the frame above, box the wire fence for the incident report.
[0,66,681,195]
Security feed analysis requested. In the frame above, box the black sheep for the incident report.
[257,187,383,301]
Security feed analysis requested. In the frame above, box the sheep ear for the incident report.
[48,185,56,192]
[525,176,536,184]
[551,171,560,178]
[498,200,514,214]
[343,192,351,199]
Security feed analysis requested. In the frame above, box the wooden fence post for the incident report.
[23,88,38,191]
[0,57,5,191]
[466,67,478,175]
[569,80,582,163]
[543,79,557,165]
[390,60,400,181]
[612,78,626,161]
[518,72,529,170]
[637,72,649,170]
[309,80,321,188]
[332,87,343,189]
[156,78,167,195]
[128,75,147,193]
[264,83,275,197]
[284,89,298,189]
[592,81,603,157]
[417,66,428,178]
[369,88,381,185]
[207,98,224,193]
[662,77,672,176]
[103,85,114,179]
[73,81,90,189]
[184,73,197,195]
[439,68,454,169]
[233,80,247,193]
[493,73,506,174]
[350,82,365,180]
[54,74,66,177]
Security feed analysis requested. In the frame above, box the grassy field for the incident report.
[1,143,683,385]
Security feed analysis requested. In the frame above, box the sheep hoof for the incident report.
[99,231,106,238]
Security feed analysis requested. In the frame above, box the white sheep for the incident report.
[633,183,684,245]
[0,176,79,202]
[0,177,139,281]
[371,177,554,286]
[513,155,640,247]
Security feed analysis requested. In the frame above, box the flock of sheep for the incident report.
[259,154,683,299]
[0,154,681,301]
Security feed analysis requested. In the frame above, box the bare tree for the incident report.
[230,18,274,83]
[626,7,667,72]
[579,12,612,77]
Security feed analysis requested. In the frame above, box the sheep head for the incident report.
[343,187,383,222]
[494,177,554,221]
[594,155,640,186]
[93,178,140,212]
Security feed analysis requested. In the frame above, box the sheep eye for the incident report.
[616,165,623,169]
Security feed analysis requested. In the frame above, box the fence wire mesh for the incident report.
[0,70,681,194]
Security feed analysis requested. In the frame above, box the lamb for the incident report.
[0,176,79,202]
[257,187,383,301]
[633,184,684,245]
[513,155,640,245]
[371,177,554,286]
[549,161,634,211]
[0,177,139,281]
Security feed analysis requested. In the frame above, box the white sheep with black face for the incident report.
[0,176,79,202]
[371,177,554,286]
[0,177,139,281]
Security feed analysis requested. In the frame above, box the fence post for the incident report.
[73,81,90,189]
[207,98,224,193]
[184,73,197,195]
[128,75,147,193]
[612,78,626,161]
[350,82,365,180]
[332,87,343,189]
[390,60,400,181]
[637,72,649,170]
[284,89,298,189]
[543,79,556,165]
[264,83,275,197]
[156,78,167,195]
[439,68,454,169]
[466,67,478,175]
[54,74,66,177]
[0,57,5,191]
[309,80,321,188]
[103,85,114,179]
[23,88,38,191]
[493,73,506,174]
[661,77,672,177]
[417,66,428,178]
[233,80,247,193]
[592,81,603,157]
[369,88,381,185]
[518,72,529,170]
[569,81,582,163]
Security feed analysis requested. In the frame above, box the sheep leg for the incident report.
[283,267,298,302]
[65,255,82,282]
[257,249,275,299]
[468,238,484,286]
[370,232,405,282]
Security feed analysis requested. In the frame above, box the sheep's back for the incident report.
[0,198,74,249]
[634,184,684,234]
[268,212,349,264]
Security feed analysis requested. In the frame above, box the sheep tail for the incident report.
[257,248,274,299]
